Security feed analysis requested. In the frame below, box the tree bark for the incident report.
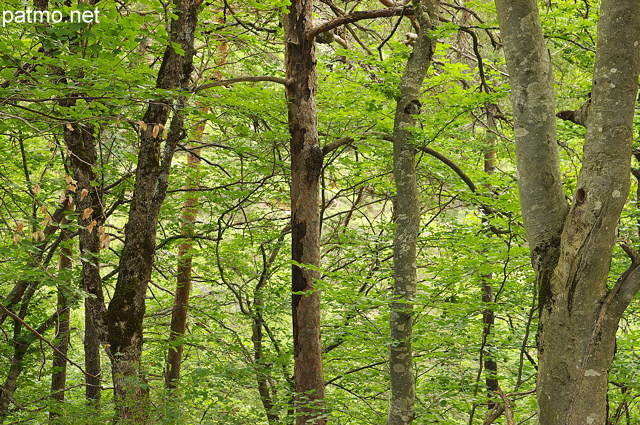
[388,1,437,424]
[63,122,105,403]
[284,1,326,423]
[165,123,204,389]
[495,0,640,423]
[50,223,72,420]
[104,0,199,421]
[481,105,499,410]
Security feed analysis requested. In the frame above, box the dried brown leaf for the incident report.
[82,207,94,220]
[100,234,110,250]
[87,220,97,234]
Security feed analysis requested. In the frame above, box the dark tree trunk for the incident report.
[253,227,288,424]
[481,105,499,409]
[0,303,59,422]
[104,0,199,421]
[0,200,69,421]
[0,338,29,422]
[63,123,105,403]
[49,227,73,420]
[284,1,326,423]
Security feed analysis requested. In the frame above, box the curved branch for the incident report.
[322,136,354,155]
[194,76,288,92]
[416,145,477,192]
[308,6,414,40]
[457,26,491,93]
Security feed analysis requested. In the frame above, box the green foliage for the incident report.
[0,0,639,423]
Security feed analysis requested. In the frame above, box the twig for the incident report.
[377,6,408,60]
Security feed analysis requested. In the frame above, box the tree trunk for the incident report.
[495,0,640,423]
[387,1,437,424]
[63,122,105,403]
[50,224,73,420]
[0,305,58,422]
[252,229,288,424]
[284,1,326,423]
[104,0,199,421]
[165,123,204,389]
[0,201,70,421]
[481,105,499,410]
[0,338,29,422]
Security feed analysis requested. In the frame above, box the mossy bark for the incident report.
[104,0,199,421]
[496,0,640,422]
[388,1,438,424]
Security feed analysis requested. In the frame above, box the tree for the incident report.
[387,1,438,424]
[495,0,640,422]
[104,0,200,420]
[284,0,326,422]
[7,0,640,423]
[49,212,72,420]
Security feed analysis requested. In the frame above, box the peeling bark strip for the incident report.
[284,0,326,423]
[388,1,438,424]
[104,0,199,421]
[495,0,640,423]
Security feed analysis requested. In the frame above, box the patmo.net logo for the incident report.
[2,7,100,27]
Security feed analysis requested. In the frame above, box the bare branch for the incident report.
[322,137,354,155]
[194,76,287,93]
[416,145,477,192]
[308,6,414,40]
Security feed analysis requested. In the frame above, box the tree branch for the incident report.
[322,136,354,155]
[0,303,103,382]
[194,76,288,93]
[308,6,414,40]
[416,145,477,192]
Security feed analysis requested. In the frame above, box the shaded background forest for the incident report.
[0,0,639,423]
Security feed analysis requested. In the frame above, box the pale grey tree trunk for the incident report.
[388,1,438,424]
[495,0,640,423]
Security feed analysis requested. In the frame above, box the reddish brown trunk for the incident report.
[165,120,204,389]
[284,1,326,423]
